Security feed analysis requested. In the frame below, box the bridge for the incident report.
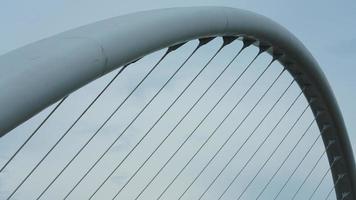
[0,7,355,200]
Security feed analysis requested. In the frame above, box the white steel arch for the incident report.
[0,6,354,199]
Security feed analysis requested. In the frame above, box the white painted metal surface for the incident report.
[0,7,316,136]
[0,7,354,198]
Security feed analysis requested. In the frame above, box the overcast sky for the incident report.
[0,0,355,200]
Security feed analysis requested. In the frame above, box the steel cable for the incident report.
[0,96,68,173]
[128,48,266,200]
[62,38,219,199]
[88,37,244,200]
[307,157,337,200]
[6,64,128,200]
[195,88,304,200]
[108,39,242,200]
[290,144,338,200]
[177,75,293,200]
[35,41,201,200]
[237,119,316,200]
[324,174,345,200]
[162,61,287,200]
[218,103,310,200]
[271,129,330,200]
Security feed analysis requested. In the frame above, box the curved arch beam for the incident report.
[0,6,354,199]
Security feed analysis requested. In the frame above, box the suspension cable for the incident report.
[256,120,320,200]
[87,37,244,200]
[159,60,285,200]
[271,126,331,200]
[135,49,270,200]
[3,38,341,200]
[258,127,322,200]
[324,174,345,200]
[215,91,305,200]
[237,119,316,200]
[0,96,68,173]
[176,71,291,200]
[195,88,304,200]
[34,40,204,200]
[62,38,219,199]
[307,157,338,200]
[217,102,310,200]
[126,47,266,200]
[290,144,338,200]
[6,64,128,200]
[108,38,247,200]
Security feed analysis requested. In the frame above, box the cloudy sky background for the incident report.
[0,0,355,200]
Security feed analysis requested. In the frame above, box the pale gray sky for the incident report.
[0,1,355,200]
